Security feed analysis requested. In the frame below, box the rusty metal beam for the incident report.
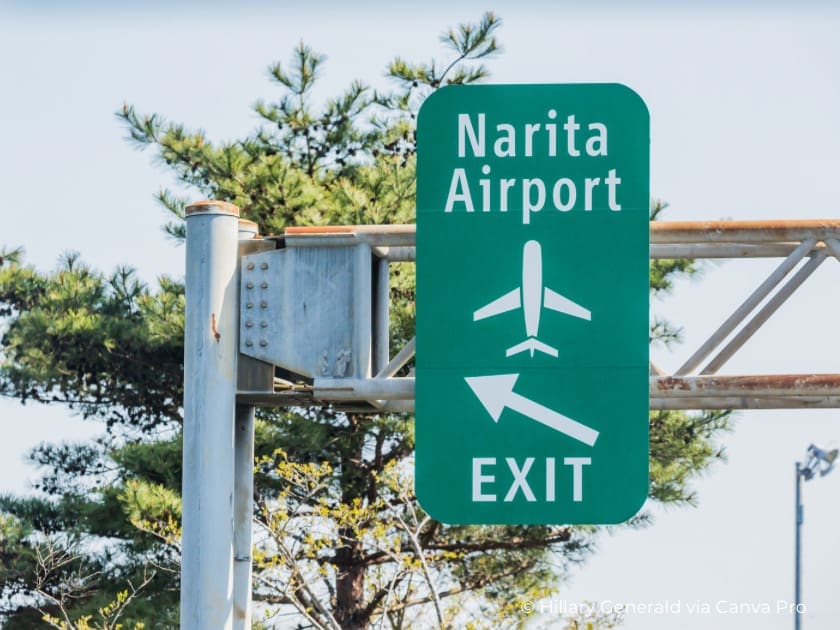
[649,219,840,243]
[242,374,840,411]
[282,219,840,242]
[653,374,840,398]
[285,224,416,248]
[651,374,840,409]
[651,397,840,410]
[281,221,840,258]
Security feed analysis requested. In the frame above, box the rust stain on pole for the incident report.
[211,313,221,342]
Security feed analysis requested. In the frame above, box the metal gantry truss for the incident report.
[650,220,840,409]
[236,219,840,412]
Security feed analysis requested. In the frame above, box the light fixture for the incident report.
[800,443,839,481]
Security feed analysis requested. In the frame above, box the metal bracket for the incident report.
[239,244,373,379]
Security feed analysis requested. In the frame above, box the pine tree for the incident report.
[0,14,730,629]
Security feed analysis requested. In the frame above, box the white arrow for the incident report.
[465,374,599,447]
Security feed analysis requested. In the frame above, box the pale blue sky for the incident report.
[1,3,839,628]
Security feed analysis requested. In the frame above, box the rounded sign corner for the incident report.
[417,84,465,126]
[415,482,457,526]
[604,486,650,525]
[607,83,650,119]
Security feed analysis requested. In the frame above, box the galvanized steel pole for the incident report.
[182,200,241,630]
[233,404,255,629]
[233,218,259,630]
[794,462,803,630]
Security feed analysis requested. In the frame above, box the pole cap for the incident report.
[238,219,260,239]
[185,199,240,217]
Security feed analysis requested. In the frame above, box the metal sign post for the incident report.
[182,200,249,630]
[415,84,651,524]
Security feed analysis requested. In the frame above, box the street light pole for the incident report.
[794,461,803,630]
[793,444,838,630]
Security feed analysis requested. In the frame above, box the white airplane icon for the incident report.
[473,240,591,358]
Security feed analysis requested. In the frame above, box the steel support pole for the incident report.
[233,404,255,629]
[795,462,803,630]
[182,200,241,630]
[233,218,259,630]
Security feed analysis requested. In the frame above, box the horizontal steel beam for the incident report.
[285,219,840,247]
[650,242,826,259]
[240,374,840,411]
[313,377,415,400]
[281,221,840,258]
[373,246,416,262]
[325,374,840,402]
[285,225,416,248]
[651,397,840,410]
[652,374,840,398]
[274,241,836,260]
[649,219,840,243]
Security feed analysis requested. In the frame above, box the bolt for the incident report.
[246,282,254,289]
[245,320,254,328]
[245,339,254,347]
[246,302,253,309]
[260,321,268,328]
[260,301,267,309]
[246,262,255,270]
[261,282,268,289]
[260,262,269,270]
[259,339,268,347]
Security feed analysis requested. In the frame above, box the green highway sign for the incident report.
[415,84,650,525]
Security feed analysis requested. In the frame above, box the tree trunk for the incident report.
[335,529,366,630]
[334,415,369,630]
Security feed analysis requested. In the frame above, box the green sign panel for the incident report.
[416,84,650,524]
